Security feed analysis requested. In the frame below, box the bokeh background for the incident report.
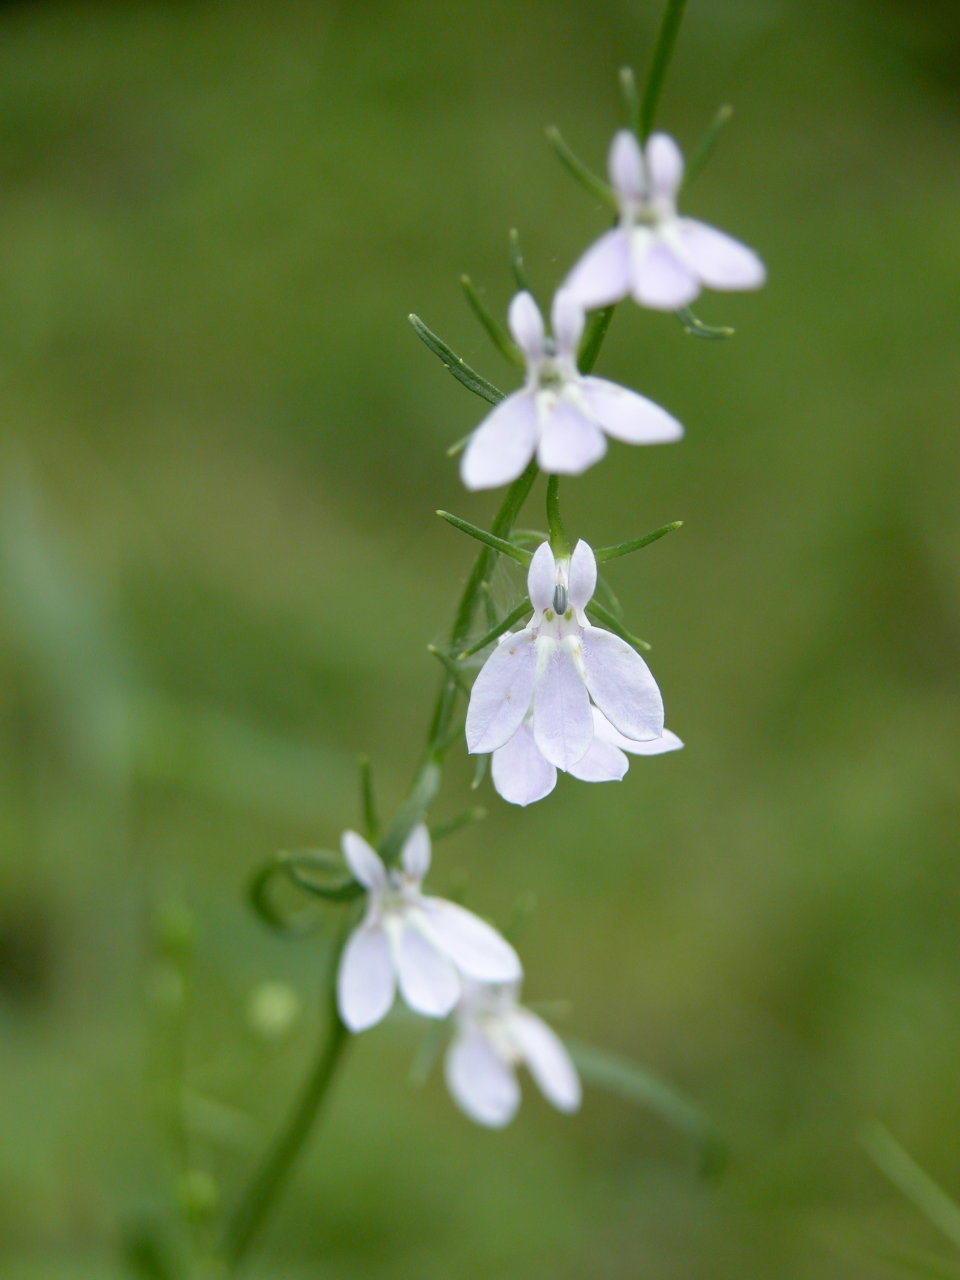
[1,1,958,1276]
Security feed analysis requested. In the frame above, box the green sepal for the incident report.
[545,126,618,211]
[358,754,379,843]
[378,759,442,867]
[676,307,735,339]
[586,599,651,651]
[682,104,734,189]
[508,228,531,293]
[409,314,505,405]
[566,1038,725,1177]
[579,305,616,374]
[427,644,472,695]
[594,520,683,562]
[437,510,532,565]
[430,806,486,843]
[470,750,488,791]
[618,66,641,135]
[458,599,530,660]
[461,275,523,368]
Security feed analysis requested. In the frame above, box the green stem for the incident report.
[639,0,688,140]
[221,933,351,1273]
[545,476,568,558]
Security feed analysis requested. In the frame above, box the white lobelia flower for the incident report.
[465,539,664,776]
[336,824,521,1033]
[460,289,681,491]
[445,980,581,1128]
[564,130,766,312]
[492,705,684,807]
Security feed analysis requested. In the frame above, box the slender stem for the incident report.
[545,476,568,557]
[639,0,688,140]
[221,932,351,1272]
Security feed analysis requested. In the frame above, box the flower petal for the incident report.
[631,236,700,310]
[401,823,431,880]
[566,734,628,782]
[581,626,664,741]
[513,1010,581,1113]
[563,228,631,311]
[674,218,766,291]
[533,643,594,769]
[507,291,545,363]
[465,629,538,754]
[460,391,538,491]
[491,720,557,806]
[423,898,522,982]
[550,290,585,361]
[579,377,683,445]
[567,539,597,611]
[608,129,644,201]
[337,924,395,1032]
[526,541,556,612]
[445,1028,521,1128]
[341,830,386,893]
[394,923,460,1018]
[645,132,683,200]
[593,706,684,756]
[536,400,607,475]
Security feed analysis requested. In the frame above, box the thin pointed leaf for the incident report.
[427,644,472,695]
[545,127,618,211]
[586,599,651,651]
[579,305,616,373]
[378,759,442,867]
[862,1123,960,1252]
[437,510,532,565]
[248,858,326,936]
[479,579,498,629]
[619,66,641,134]
[445,430,471,457]
[458,600,530,659]
[409,314,504,405]
[508,229,531,293]
[595,521,683,563]
[461,275,523,368]
[282,850,363,903]
[430,807,487,842]
[358,754,379,843]
[639,0,689,140]
[566,1038,724,1176]
[682,104,734,189]
[676,307,735,340]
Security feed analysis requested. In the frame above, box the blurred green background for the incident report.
[1,0,958,1276]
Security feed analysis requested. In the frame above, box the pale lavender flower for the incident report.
[336,825,521,1033]
[492,706,683,807]
[465,540,664,776]
[564,130,766,312]
[460,289,681,490]
[445,980,581,1128]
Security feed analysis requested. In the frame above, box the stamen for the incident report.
[553,584,568,615]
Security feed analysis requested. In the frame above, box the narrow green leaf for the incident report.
[682,104,734,189]
[639,0,689,140]
[437,510,532,565]
[479,579,499,629]
[586,599,651,651]
[461,275,523,368]
[427,644,472,695]
[248,858,325,936]
[430,807,487,842]
[283,851,364,903]
[508,229,531,293]
[545,127,618,211]
[676,307,735,339]
[379,759,442,866]
[579,305,616,374]
[595,520,683,562]
[567,1039,725,1176]
[445,430,471,457]
[409,314,505,405]
[862,1123,960,1253]
[619,66,641,135]
[458,600,530,659]
[358,754,379,843]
